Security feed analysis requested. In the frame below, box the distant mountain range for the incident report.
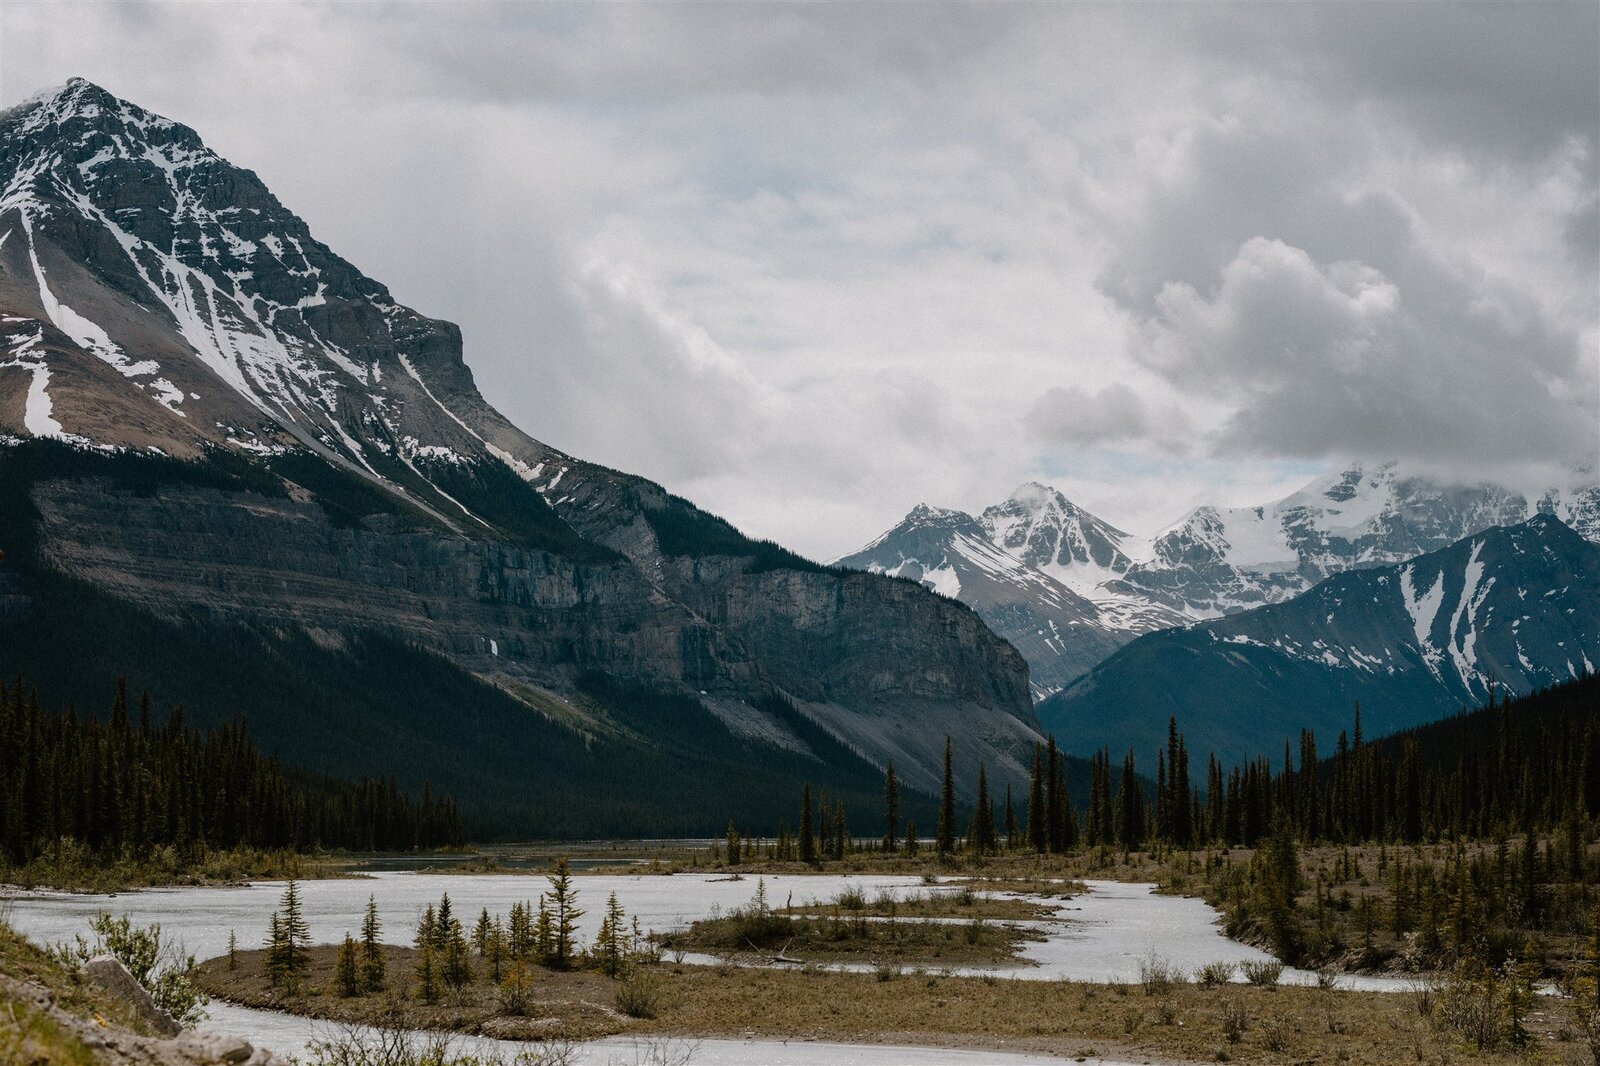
[1038,513,1600,766]
[838,466,1599,699]
[0,78,1045,831]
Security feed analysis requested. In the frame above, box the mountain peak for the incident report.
[980,481,1134,583]
[905,501,969,525]
[4,77,126,128]
[1006,481,1063,508]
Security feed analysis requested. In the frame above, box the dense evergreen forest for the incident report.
[771,675,1598,862]
[1138,672,1600,850]
[768,675,1592,976]
[0,676,465,866]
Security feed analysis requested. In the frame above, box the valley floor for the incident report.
[192,934,1594,1064]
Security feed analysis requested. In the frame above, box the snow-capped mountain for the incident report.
[0,77,490,487]
[1039,513,1600,765]
[981,481,1136,586]
[1109,462,1600,619]
[979,482,1190,634]
[835,502,1122,697]
[841,465,1598,705]
[0,79,1044,804]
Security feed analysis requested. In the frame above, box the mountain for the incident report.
[833,502,1123,697]
[1108,462,1600,619]
[980,482,1136,587]
[0,78,1043,825]
[976,482,1192,635]
[1037,514,1600,766]
[839,467,1598,702]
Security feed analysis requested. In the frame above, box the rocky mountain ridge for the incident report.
[0,78,1041,808]
[838,465,1598,699]
[1037,513,1600,765]
[833,502,1124,697]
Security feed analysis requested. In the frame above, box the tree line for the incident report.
[748,674,1596,862]
[0,676,465,866]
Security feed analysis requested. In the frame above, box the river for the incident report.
[3,870,1408,1064]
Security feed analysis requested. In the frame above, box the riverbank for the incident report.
[0,912,283,1065]
[192,940,1588,1064]
[597,837,1598,988]
[0,846,377,894]
[12,867,1598,1064]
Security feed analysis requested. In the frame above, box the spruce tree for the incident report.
[535,895,554,964]
[798,784,817,864]
[473,908,492,956]
[818,794,833,859]
[415,904,438,953]
[279,879,310,974]
[1003,783,1018,850]
[546,858,583,969]
[485,915,507,984]
[1046,737,1065,852]
[969,764,997,855]
[434,893,455,954]
[360,895,385,992]
[726,820,742,865]
[882,761,899,854]
[595,892,628,977]
[508,901,532,961]
[265,911,287,988]
[336,934,361,997]
[415,942,438,1003]
[936,736,956,855]
[1026,746,1046,852]
[1114,750,1143,851]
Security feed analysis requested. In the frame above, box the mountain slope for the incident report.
[833,503,1122,697]
[0,78,1041,814]
[1038,514,1600,766]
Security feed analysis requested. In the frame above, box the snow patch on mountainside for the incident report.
[1400,563,1447,678]
[1445,539,1492,692]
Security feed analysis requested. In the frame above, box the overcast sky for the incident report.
[4,2,1596,558]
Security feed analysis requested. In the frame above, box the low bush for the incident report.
[1240,959,1284,986]
[615,967,664,1019]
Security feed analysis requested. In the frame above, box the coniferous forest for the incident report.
[0,676,465,869]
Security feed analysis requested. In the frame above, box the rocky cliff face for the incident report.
[0,79,1040,805]
[28,476,749,697]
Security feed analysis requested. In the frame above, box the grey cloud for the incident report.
[1185,2,1598,162]
[334,3,1018,104]
[1095,122,1414,313]
[1137,236,1596,473]
[1025,383,1151,446]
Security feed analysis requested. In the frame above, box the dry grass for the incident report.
[780,885,1059,923]
[658,909,1041,967]
[196,942,1593,1063]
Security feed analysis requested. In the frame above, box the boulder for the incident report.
[80,954,181,1037]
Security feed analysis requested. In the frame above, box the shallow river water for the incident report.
[3,871,1404,1063]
